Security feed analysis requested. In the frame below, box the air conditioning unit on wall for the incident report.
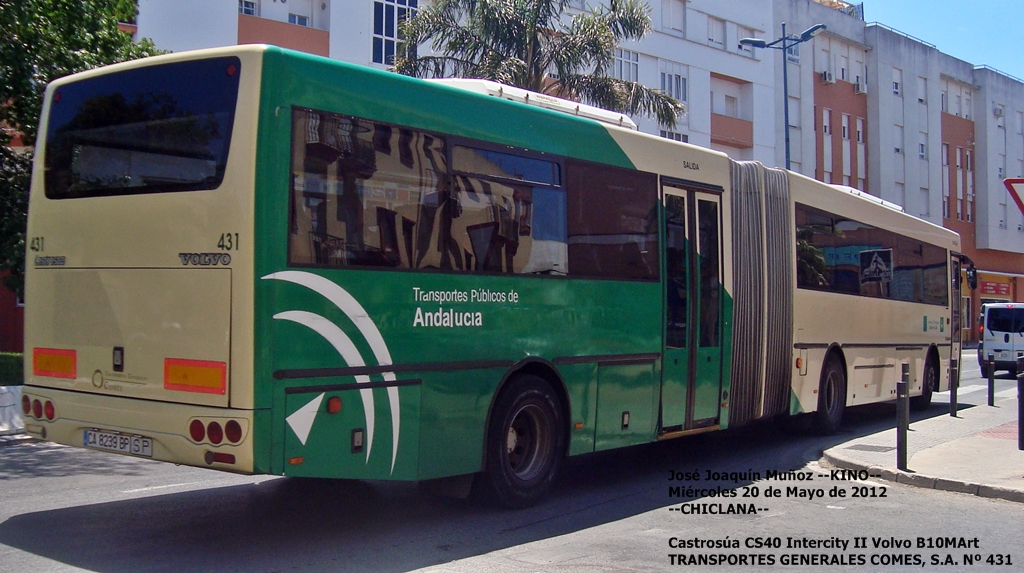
[855,81,867,94]
[821,70,835,84]
[993,107,1004,117]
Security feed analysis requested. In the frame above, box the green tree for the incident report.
[394,0,684,128]
[0,0,161,297]
[0,147,30,299]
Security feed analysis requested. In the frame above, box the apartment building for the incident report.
[132,0,1024,342]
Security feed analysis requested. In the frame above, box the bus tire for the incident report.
[910,354,938,411]
[484,375,565,509]
[813,354,846,435]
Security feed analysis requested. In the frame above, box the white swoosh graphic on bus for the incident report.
[263,271,401,473]
[273,311,376,460]
[285,392,324,447]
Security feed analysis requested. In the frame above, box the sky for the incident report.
[859,0,1024,80]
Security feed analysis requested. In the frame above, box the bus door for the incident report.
[950,253,963,388]
[661,185,724,431]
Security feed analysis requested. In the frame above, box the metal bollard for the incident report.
[897,363,910,471]
[1018,357,1024,451]
[988,353,996,407]
[950,358,959,417]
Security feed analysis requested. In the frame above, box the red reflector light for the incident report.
[44,401,55,421]
[327,396,342,414]
[211,453,235,464]
[32,399,42,419]
[33,348,77,379]
[189,419,206,442]
[207,421,223,445]
[164,358,227,395]
[21,395,30,415]
[225,420,242,443]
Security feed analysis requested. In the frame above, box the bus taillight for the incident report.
[207,421,223,445]
[44,401,55,421]
[32,399,42,419]
[225,420,242,443]
[21,395,30,415]
[189,419,206,442]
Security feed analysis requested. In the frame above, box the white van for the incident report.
[978,303,1024,376]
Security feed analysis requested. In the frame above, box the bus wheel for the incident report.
[814,354,846,435]
[910,355,937,411]
[484,375,564,509]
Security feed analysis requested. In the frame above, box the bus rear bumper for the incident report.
[20,386,255,473]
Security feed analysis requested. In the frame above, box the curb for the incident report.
[822,449,1024,505]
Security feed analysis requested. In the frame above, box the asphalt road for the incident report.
[0,360,1020,573]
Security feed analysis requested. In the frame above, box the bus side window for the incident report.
[565,159,659,280]
[288,108,448,269]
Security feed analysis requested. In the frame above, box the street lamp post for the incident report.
[740,22,826,170]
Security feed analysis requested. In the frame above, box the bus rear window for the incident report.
[44,56,241,199]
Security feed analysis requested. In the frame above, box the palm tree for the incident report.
[394,0,684,128]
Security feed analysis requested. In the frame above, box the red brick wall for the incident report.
[0,274,23,353]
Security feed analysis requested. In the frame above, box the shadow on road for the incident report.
[0,400,968,572]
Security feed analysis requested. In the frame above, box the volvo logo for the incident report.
[179,253,232,266]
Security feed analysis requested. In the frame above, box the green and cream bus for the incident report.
[22,46,966,507]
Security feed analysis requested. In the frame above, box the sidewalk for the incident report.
[823,387,1024,504]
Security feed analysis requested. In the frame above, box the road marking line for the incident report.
[121,482,201,494]
[938,384,986,395]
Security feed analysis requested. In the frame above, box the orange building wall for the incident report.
[941,112,1022,340]
[238,14,329,57]
[814,77,868,189]
[710,113,754,149]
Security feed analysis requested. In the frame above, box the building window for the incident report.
[239,0,257,15]
[892,68,903,96]
[661,71,687,103]
[822,109,831,135]
[613,49,639,82]
[373,0,418,65]
[663,0,685,33]
[738,27,754,56]
[660,130,688,142]
[856,118,864,143]
[786,43,800,63]
[289,13,309,26]
[707,17,725,48]
[919,142,926,159]
[841,114,849,140]
[725,95,738,118]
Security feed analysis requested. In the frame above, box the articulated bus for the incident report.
[22,46,965,507]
